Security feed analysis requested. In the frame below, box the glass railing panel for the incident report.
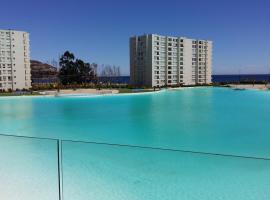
[0,135,59,200]
[62,141,270,200]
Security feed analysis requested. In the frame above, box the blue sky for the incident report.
[1,0,270,75]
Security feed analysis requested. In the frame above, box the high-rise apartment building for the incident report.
[0,29,31,91]
[130,34,212,87]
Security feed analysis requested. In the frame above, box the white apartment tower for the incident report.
[0,29,31,91]
[130,34,212,87]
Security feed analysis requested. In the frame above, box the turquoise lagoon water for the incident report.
[62,142,270,200]
[1,87,270,199]
[0,87,270,158]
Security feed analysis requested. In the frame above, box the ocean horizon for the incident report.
[98,74,270,84]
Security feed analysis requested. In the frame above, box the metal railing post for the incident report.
[57,140,63,200]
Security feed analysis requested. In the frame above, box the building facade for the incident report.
[130,34,212,87]
[0,29,31,91]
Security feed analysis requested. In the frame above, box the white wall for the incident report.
[0,30,31,91]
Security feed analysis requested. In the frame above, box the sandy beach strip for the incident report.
[40,88,119,96]
[228,84,270,90]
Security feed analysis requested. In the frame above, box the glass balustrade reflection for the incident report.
[0,135,59,200]
[62,141,270,200]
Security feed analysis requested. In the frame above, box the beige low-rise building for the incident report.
[0,29,31,91]
[130,34,212,87]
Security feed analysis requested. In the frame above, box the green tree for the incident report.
[58,51,96,85]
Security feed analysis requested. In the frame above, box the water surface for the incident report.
[0,87,270,158]
[1,87,270,200]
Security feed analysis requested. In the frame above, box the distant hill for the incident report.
[31,60,58,84]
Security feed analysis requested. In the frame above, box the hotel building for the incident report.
[130,34,212,87]
[0,29,31,91]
